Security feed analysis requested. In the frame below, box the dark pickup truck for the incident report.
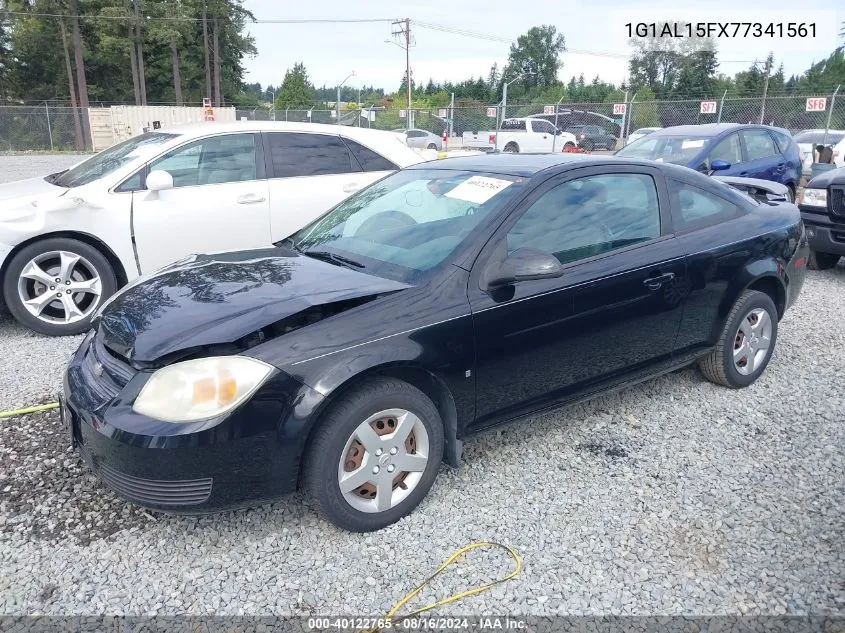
[798,166,845,269]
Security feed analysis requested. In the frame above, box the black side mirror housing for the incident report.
[483,248,564,288]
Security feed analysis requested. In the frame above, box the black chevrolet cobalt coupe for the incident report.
[63,154,808,531]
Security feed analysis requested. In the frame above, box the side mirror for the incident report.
[483,248,563,288]
[709,159,731,173]
[146,170,174,192]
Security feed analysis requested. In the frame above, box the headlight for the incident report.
[133,356,274,423]
[802,189,827,207]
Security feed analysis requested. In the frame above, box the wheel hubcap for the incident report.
[17,250,102,325]
[733,308,773,375]
[337,408,429,513]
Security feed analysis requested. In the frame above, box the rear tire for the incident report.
[427,143,438,150]
[807,250,840,270]
[303,378,444,532]
[698,290,778,389]
[503,142,519,153]
[2,237,117,336]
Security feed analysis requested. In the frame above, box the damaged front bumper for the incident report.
[63,329,326,513]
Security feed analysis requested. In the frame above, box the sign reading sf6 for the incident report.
[806,98,827,112]
[612,103,627,115]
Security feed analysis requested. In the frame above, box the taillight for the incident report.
[489,134,496,144]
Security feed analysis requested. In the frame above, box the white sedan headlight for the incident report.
[802,189,827,207]
[133,356,275,423]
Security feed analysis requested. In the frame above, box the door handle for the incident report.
[739,171,749,176]
[237,193,266,204]
[643,272,675,290]
[343,182,363,193]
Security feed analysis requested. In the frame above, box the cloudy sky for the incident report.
[240,0,842,93]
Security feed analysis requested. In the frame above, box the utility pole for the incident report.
[391,19,413,128]
[759,54,773,124]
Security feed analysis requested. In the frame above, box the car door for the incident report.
[703,132,743,172]
[263,131,394,241]
[738,129,781,182]
[131,132,271,272]
[468,165,688,428]
[527,119,554,151]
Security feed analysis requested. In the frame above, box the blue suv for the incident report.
[616,124,802,201]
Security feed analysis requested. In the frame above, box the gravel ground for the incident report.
[0,154,843,618]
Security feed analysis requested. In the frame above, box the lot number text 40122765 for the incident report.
[625,22,816,39]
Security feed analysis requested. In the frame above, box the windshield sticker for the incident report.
[444,176,514,204]
[681,139,706,149]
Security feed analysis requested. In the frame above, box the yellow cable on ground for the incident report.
[361,541,522,633]
[0,402,59,419]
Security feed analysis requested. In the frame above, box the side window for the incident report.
[668,179,744,231]
[407,130,424,138]
[507,173,661,265]
[341,138,398,172]
[115,170,144,192]
[149,134,257,187]
[770,130,792,153]
[741,130,778,160]
[708,133,742,166]
[530,120,554,134]
[266,132,357,178]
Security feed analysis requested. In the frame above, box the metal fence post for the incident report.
[551,94,566,153]
[717,90,727,124]
[623,93,635,146]
[822,85,841,146]
[44,102,54,151]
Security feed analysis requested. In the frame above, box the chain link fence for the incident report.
[4,93,843,152]
[0,105,89,152]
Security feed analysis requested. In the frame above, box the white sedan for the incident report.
[0,122,423,336]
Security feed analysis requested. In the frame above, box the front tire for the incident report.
[427,143,438,150]
[807,250,840,270]
[2,237,117,336]
[303,378,444,532]
[698,290,778,389]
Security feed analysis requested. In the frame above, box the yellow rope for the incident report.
[361,541,522,633]
[0,402,59,419]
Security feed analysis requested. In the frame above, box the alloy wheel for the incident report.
[733,307,773,375]
[337,408,430,513]
[16,250,103,325]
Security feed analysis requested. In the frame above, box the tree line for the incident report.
[264,21,844,113]
[1,0,256,147]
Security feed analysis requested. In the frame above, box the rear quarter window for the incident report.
[668,179,746,232]
[341,138,398,172]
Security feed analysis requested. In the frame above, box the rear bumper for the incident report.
[799,211,845,256]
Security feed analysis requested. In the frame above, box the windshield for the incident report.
[617,135,711,165]
[291,168,527,283]
[792,131,845,145]
[52,132,178,188]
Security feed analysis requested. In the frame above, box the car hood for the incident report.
[95,248,411,365]
[0,176,66,209]
[806,165,845,189]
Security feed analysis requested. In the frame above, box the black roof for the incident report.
[408,152,629,176]
[405,152,678,177]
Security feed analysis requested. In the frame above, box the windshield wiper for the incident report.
[303,250,366,269]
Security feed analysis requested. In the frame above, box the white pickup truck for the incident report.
[462,117,578,153]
